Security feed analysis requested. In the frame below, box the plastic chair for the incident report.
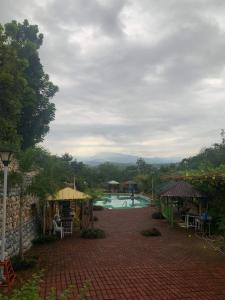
[52,220,64,239]
[62,219,73,236]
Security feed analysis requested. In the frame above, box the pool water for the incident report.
[94,193,150,209]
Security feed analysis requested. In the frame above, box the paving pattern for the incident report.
[31,207,225,299]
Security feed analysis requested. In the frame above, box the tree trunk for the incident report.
[43,201,46,236]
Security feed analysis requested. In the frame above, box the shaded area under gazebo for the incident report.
[106,180,120,193]
[47,187,91,234]
[159,181,207,227]
[121,180,138,193]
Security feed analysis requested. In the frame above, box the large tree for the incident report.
[3,20,58,149]
[0,24,27,149]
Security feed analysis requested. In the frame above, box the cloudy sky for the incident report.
[1,0,225,159]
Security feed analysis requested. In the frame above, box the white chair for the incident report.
[52,219,64,239]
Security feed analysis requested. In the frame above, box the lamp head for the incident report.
[0,150,14,167]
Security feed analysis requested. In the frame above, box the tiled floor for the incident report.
[31,207,225,299]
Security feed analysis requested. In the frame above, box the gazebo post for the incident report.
[90,199,94,229]
[199,200,202,216]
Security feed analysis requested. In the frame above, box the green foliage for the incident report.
[85,188,103,200]
[11,255,37,271]
[78,281,91,300]
[1,19,58,150]
[0,273,42,300]
[61,153,73,162]
[134,174,151,192]
[81,228,106,239]
[136,157,153,174]
[0,273,90,300]
[68,157,158,193]
[29,151,73,200]
[73,213,80,228]
[180,130,225,170]
[95,162,125,184]
[141,228,161,237]
[17,146,49,172]
[154,198,161,209]
[0,24,25,149]
[32,235,58,245]
[216,216,225,235]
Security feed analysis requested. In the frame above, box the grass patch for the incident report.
[141,228,161,237]
[0,272,91,300]
[81,228,106,239]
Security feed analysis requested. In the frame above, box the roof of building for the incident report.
[107,180,120,185]
[160,181,203,198]
[47,187,91,201]
[123,180,137,185]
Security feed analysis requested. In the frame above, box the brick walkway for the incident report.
[33,207,225,299]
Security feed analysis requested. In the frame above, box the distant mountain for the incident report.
[79,152,181,166]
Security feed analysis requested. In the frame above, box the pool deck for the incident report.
[29,207,225,299]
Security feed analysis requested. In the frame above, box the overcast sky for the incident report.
[1,0,225,159]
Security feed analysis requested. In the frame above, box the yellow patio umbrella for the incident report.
[47,187,91,201]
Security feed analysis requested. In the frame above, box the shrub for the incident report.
[216,215,225,235]
[154,199,161,209]
[81,228,106,239]
[73,213,80,228]
[152,211,164,219]
[93,205,104,211]
[11,255,37,271]
[141,228,161,237]
[0,273,90,300]
[32,235,57,245]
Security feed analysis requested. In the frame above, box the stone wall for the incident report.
[0,185,39,257]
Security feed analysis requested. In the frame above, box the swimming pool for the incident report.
[94,193,150,209]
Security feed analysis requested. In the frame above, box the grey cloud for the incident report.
[34,0,125,36]
[1,0,225,158]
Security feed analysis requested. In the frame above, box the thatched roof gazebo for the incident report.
[47,187,91,232]
[107,180,120,193]
[48,187,91,201]
[160,181,205,226]
[121,180,138,193]
[160,181,203,198]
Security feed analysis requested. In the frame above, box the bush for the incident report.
[152,211,164,219]
[81,228,106,239]
[0,272,91,300]
[216,215,225,235]
[32,235,57,245]
[141,228,161,237]
[11,255,37,271]
[93,205,104,211]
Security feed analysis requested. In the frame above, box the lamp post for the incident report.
[183,159,188,176]
[0,150,13,264]
[151,172,154,201]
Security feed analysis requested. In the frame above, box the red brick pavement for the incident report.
[32,207,225,299]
